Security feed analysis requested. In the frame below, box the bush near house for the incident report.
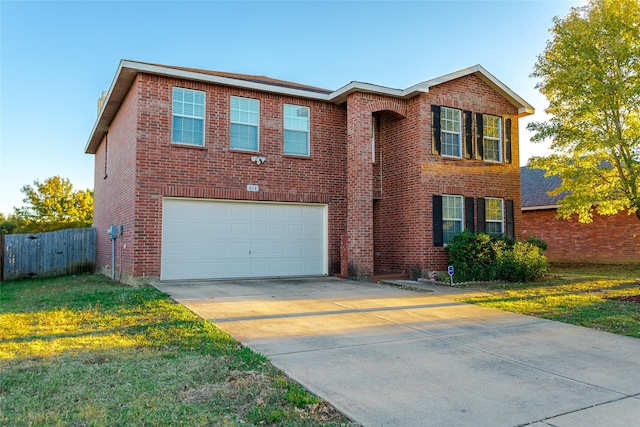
[446,231,548,283]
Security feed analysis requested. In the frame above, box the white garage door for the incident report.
[161,198,328,280]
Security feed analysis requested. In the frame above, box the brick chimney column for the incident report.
[345,93,373,280]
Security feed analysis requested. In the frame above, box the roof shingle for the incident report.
[520,166,564,208]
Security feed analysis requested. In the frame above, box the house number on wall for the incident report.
[247,185,259,192]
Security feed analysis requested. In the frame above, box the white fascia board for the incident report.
[423,65,535,116]
[522,205,560,211]
[330,82,404,103]
[329,81,429,104]
[128,61,332,101]
[84,61,133,154]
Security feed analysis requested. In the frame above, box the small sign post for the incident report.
[448,265,454,286]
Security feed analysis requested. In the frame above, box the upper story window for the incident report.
[172,87,205,146]
[441,107,462,158]
[483,115,502,162]
[284,104,310,156]
[230,96,259,151]
[485,197,504,235]
[442,194,464,244]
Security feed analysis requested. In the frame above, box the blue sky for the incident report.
[0,0,586,215]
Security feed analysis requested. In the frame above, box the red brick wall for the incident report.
[373,96,424,274]
[345,93,374,278]
[93,71,524,282]
[522,209,640,264]
[373,74,522,275]
[96,73,348,282]
[93,81,139,280]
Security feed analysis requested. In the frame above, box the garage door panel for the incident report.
[228,260,252,275]
[189,262,211,276]
[209,242,228,255]
[267,242,286,256]
[163,241,189,256]
[287,223,304,236]
[162,199,326,280]
[189,242,209,256]
[251,241,268,255]
[230,241,250,255]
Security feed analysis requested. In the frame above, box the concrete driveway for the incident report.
[154,277,640,427]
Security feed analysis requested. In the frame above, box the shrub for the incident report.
[446,232,548,283]
[525,235,548,252]
[445,231,495,282]
[494,241,548,282]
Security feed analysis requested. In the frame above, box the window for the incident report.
[172,88,205,146]
[441,107,462,158]
[442,195,464,244]
[483,115,502,162]
[230,96,259,151]
[284,104,309,155]
[485,197,504,235]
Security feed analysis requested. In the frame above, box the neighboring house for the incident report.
[85,60,534,285]
[521,166,640,264]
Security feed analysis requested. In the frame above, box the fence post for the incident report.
[0,233,4,282]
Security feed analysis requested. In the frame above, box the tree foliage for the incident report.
[1,176,94,234]
[0,213,26,235]
[528,0,640,222]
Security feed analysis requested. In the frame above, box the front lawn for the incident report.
[459,264,640,338]
[0,274,355,426]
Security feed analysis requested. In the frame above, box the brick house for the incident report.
[521,166,640,264]
[85,60,534,285]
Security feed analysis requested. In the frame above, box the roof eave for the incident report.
[85,60,333,154]
[85,62,534,155]
[85,62,138,154]
[522,204,560,211]
[423,65,535,117]
[328,81,429,104]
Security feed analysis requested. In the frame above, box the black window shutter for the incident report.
[432,105,441,155]
[476,198,486,233]
[505,118,512,164]
[464,110,473,159]
[433,195,443,246]
[506,199,515,238]
[476,113,484,160]
[465,197,475,233]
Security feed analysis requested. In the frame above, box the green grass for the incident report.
[459,264,640,338]
[0,274,356,426]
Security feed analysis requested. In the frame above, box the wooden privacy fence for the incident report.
[1,228,96,281]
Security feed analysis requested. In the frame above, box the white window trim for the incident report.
[485,197,504,234]
[283,103,310,156]
[441,107,462,159]
[483,115,503,163]
[172,87,205,146]
[230,96,260,152]
[442,194,464,245]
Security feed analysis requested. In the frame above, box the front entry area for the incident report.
[161,198,328,280]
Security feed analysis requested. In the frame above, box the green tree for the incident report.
[528,0,640,222]
[12,176,93,233]
[0,213,26,234]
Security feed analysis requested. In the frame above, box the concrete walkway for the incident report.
[154,277,640,427]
